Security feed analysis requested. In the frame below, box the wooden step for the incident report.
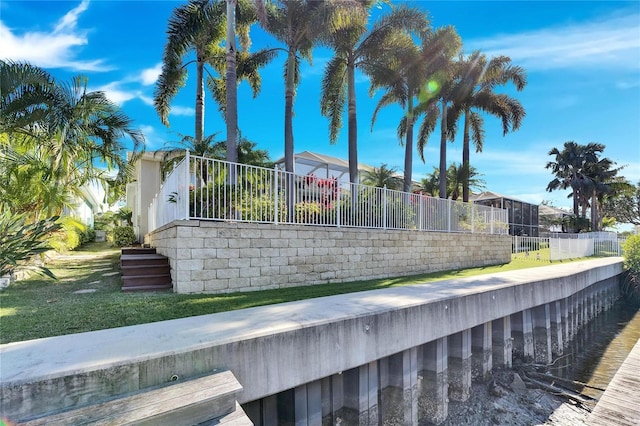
[18,370,243,426]
[121,254,169,267]
[121,264,171,277]
[122,283,173,292]
[122,274,172,288]
[121,247,157,255]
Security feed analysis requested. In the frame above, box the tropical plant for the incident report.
[0,212,61,279]
[0,62,144,221]
[320,3,427,184]
[622,234,640,304]
[360,163,403,190]
[262,0,330,174]
[155,0,225,145]
[418,163,485,200]
[368,25,461,193]
[447,51,527,202]
[546,141,619,230]
[602,180,640,226]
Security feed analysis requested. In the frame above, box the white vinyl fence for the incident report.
[512,233,625,261]
[148,153,509,235]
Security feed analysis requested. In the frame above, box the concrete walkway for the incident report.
[588,338,640,425]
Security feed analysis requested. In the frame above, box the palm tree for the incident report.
[369,25,460,193]
[546,141,605,218]
[262,0,330,174]
[448,52,527,202]
[223,0,270,164]
[361,163,403,190]
[321,3,427,184]
[418,163,485,199]
[155,0,225,145]
[1,62,144,220]
[418,28,463,199]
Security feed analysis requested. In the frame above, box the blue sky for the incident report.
[1,0,639,214]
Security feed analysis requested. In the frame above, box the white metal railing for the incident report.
[148,153,509,235]
[512,234,624,262]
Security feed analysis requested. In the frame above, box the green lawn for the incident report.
[0,241,587,344]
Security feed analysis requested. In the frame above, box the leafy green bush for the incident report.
[81,227,96,245]
[622,234,640,305]
[623,235,640,274]
[111,226,137,247]
[48,216,86,252]
[0,212,61,278]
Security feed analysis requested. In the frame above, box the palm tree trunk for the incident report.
[195,55,205,145]
[404,114,414,193]
[284,51,295,174]
[462,111,471,203]
[591,191,598,231]
[284,51,296,220]
[347,60,358,185]
[225,0,238,165]
[439,98,448,199]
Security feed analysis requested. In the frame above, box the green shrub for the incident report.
[111,226,137,247]
[622,234,640,305]
[48,216,86,252]
[0,212,61,278]
[81,227,96,245]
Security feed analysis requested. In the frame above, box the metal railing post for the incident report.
[383,185,387,230]
[447,199,451,232]
[471,203,475,234]
[273,165,279,225]
[184,150,190,220]
[336,183,341,228]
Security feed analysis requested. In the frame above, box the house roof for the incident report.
[470,191,533,205]
[539,205,572,217]
[274,151,376,178]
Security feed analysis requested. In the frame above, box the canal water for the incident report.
[550,297,640,400]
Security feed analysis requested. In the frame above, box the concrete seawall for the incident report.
[0,257,623,424]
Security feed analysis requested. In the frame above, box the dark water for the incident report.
[550,298,640,399]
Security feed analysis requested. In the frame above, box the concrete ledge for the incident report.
[0,257,623,420]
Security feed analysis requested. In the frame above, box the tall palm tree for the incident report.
[419,27,463,199]
[321,3,427,184]
[546,141,604,218]
[369,25,460,193]
[448,52,527,202]
[155,0,225,145]
[262,0,330,174]
[224,0,269,164]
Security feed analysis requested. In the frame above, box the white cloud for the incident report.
[0,0,111,71]
[170,105,196,117]
[466,12,640,72]
[140,63,162,85]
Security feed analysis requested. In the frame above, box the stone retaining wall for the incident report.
[145,220,511,294]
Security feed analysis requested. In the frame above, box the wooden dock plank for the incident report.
[589,338,640,425]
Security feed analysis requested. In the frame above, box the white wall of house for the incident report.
[127,152,163,242]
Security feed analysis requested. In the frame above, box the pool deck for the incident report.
[588,338,640,425]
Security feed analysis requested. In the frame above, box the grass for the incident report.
[0,241,591,344]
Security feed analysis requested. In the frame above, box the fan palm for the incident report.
[321,3,427,184]
[448,51,527,202]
